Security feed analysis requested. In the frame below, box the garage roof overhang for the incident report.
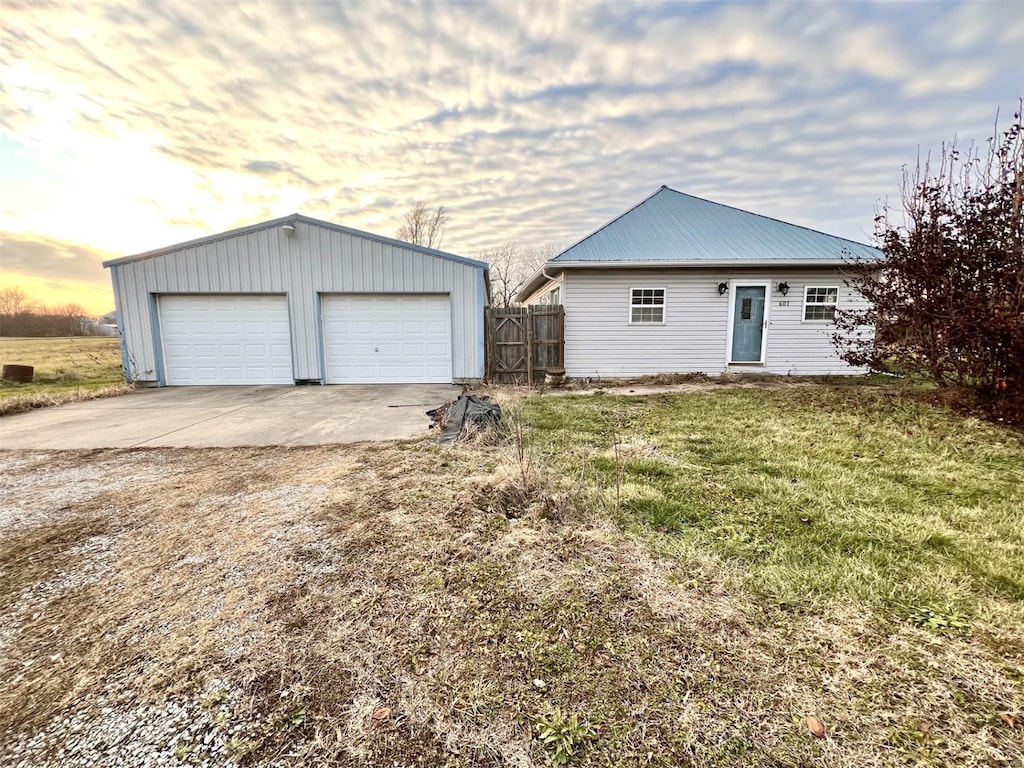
[102,213,489,270]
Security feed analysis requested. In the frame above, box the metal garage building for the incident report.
[103,214,488,386]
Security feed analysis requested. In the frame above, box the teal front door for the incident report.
[731,286,766,362]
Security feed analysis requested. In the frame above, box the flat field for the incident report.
[0,337,126,415]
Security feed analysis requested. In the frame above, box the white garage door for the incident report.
[322,294,452,383]
[159,295,293,385]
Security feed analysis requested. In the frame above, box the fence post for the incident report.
[526,306,534,384]
[484,307,493,382]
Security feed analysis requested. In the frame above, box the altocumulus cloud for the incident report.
[0,0,1021,309]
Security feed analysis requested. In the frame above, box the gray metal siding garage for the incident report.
[104,215,488,386]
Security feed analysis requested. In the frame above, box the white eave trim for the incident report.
[549,259,852,268]
[515,258,859,302]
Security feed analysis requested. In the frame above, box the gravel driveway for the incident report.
[0,448,340,767]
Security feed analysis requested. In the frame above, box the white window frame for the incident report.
[802,285,839,323]
[628,287,666,325]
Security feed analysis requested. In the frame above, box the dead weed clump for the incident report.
[561,372,712,390]
[0,383,132,416]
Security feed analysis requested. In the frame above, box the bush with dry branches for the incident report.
[835,104,1024,422]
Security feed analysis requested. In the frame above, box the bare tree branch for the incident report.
[396,202,449,249]
[0,286,33,316]
[481,243,560,307]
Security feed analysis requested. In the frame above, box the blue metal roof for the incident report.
[551,186,883,264]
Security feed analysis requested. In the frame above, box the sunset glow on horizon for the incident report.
[2,0,1020,316]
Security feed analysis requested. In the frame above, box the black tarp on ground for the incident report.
[427,395,503,443]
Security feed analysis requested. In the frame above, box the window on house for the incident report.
[803,286,839,321]
[535,286,560,306]
[630,288,665,323]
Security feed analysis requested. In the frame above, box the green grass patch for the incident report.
[521,387,1024,622]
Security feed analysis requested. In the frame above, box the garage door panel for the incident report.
[267,320,290,334]
[322,294,452,384]
[428,364,451,377]
[163,320,189,334]
[160,295,293,385]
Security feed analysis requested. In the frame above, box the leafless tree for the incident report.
[483,242,560,307]
[0,286,33,316]
[396,201,449,249]
[0,287,94,336]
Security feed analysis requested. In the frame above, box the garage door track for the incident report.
[0,384,463,449]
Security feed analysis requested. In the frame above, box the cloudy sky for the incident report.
[1,0,1021,314]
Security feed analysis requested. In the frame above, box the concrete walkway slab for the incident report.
[0,384,462,449]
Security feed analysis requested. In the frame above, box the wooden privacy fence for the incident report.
[485,305,565,383]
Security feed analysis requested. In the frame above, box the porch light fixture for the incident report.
[777,281,790,296]
[282,223,297,237]
[717,281,729,295]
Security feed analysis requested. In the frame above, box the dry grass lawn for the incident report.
[0,337,127,415]
[0,385,1021,767]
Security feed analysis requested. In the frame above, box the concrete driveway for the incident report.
[0,384,463,449]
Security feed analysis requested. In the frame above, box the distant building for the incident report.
[88,312,119,336]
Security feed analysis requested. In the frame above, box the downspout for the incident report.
[526,266,560,304]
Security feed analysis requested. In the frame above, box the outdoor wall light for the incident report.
[717,282,729,295]
[777,282,790,296]
[281,223,297,237]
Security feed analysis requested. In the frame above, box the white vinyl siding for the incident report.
[560,268,869,377]
[108,220,485,384]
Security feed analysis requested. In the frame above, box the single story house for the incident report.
[517,186,883,377]
[104,215,488,386]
